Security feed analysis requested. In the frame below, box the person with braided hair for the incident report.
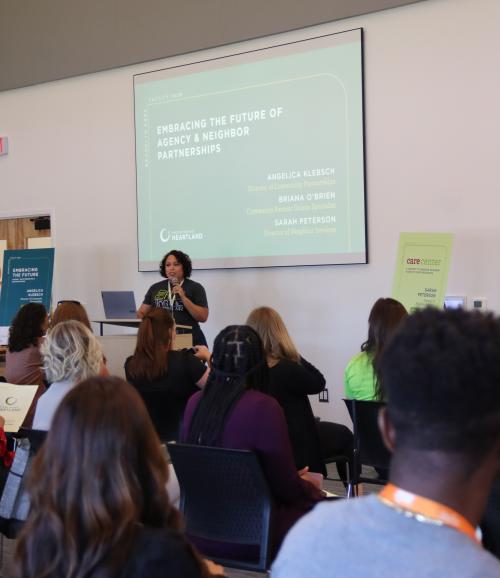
[182,325,324,561]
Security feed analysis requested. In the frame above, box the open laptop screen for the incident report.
[101,291,137,319]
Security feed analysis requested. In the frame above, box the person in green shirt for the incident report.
[344,298,407,401]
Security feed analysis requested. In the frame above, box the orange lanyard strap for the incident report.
[379,483,481,545]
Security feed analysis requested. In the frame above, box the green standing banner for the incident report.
[0,248,55,326]
[392,233,453,313]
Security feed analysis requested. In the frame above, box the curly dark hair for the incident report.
[159,250,192,278]
[8,302,47,352]
[186,325,268,446]
[379,307,500,457]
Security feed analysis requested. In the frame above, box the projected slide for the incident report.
[134,29,366,270]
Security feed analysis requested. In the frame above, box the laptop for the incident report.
[101,291,137,319]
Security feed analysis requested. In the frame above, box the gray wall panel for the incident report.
[0,0,426,91]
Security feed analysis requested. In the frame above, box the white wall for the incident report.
[1,0,499,425]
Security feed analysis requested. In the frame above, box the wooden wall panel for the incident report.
[0,218,51,250]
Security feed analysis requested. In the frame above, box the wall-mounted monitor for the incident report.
[444,295,467,310]
[134,28,366,270]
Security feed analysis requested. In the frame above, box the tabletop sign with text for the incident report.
[0,383,38,432]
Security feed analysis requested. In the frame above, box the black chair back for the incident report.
[343,399,391,492]
[15,428,48,450]
[167,442,272,572]
[0,429,48,538]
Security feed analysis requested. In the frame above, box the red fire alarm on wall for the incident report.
[0,137,9,156]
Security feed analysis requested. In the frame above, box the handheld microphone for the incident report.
[168,276,179,287]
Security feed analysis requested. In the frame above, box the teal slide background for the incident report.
[135,30,366,269]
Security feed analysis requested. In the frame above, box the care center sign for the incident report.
[392,233,453,313]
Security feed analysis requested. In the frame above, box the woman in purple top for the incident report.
[182,325,324,560]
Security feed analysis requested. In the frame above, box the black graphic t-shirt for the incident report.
[143,278,208,345]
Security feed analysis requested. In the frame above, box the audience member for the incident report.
[344,297,407,401]
[272,308,500,577]
[16,376,224,578]
[247,306,353,479]
[50,300,109,371]
[5,302,49,427]
[33,320,105,430]
[50,299,92,330]
[183,325,324,559]
[125,309,209,441]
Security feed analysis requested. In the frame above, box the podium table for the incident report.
[92,318,141,336]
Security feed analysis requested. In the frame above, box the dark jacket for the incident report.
[268,357,326,476]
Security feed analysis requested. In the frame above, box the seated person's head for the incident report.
[365,297,408,352]
[8,302,48,352]
[246,306,300,363]
[187,325,268,446]
[41,320,102,384]
[16,376,180,576]
[379,308,500,475]
[141,308,176,346]
[127,308,175,381]
[363,297,407,399]
[50,300,91,330]
[210,324,267,385]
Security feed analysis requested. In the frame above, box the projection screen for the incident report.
[134,28,366,270]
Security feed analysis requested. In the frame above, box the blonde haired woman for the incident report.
[33,320,107,430]
[246,307,327,474]
[247,307,354,481]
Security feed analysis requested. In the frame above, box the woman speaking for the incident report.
[138,250,209,346]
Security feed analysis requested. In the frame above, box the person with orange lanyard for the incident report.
[272,308,500,577]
